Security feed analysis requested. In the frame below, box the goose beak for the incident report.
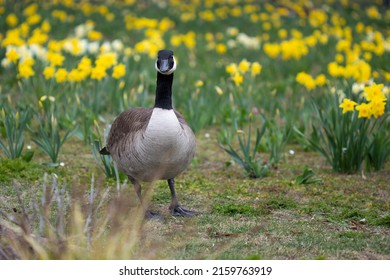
[155,53,176,75]
[158,59,170,73]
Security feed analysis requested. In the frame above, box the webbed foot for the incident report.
[170,206,199,217]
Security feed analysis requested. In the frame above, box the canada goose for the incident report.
[100,50,197,217]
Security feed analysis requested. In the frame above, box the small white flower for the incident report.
[289,149,295,155]
[215,86,223,95]
[382,86,389,96]
[205,133,210,139]
[100,41,112,53]
[133,54,141,62]
[366,31,375,42]
[352,82,364,94]
[60,162,65,167]
[1,58,11,68]
[75,24,88,38]
[79,39,88,54]
[88,42,100,54]
[227,39,237,48]
[336,89,345,98]
[112,39,124,52]
[30,44,47,60]
[27,145,32,150]
[18,46,33,62]
[227,27,239,37]
[63,41,73,53]
[384,41,390,52]
[237,33,260,49]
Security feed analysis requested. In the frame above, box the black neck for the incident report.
[154,72,173,110]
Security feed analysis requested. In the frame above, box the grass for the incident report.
[0,130,389,260]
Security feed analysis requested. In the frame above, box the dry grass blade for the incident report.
[0,173,161,260]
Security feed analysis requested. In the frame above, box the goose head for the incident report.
[155,50,176,75]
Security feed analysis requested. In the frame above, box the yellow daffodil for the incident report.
[363,83,386,102]
[238,59,250,73]
[339,98,357,114]
[23,3,38,16]
[26,14,41,25]
[52,10,68,22]
[96,52,117,68]
[278,29,288,39]
[78,56,92,73]
[23,58,35,67]
[55,68,68,83]
[41,20,51,33]
[355,103,372,118]
[369,99,386,118]
[232,72,243,86]
[225,63,238,75]
[251,62,262,77]
[170,35,181,47]
[315,74,327,86]
[327,62,343,77]
[263,43,280,58]
[366,6,381,19]
[6,13,18,27]
[48,40,63,52]
[195,80,204,87]
[296,72,316,90]
[68,69,87,82]
[112,63,126,79]
[91,65,107,80]
[88,30,103,41]
[309,10,328,27]
[2,29,24,47]
[6,48,20,63]
[18,62,35,78]
[215,43,227,54]
[43,66,56,79]
[47,52,65,67]
[28,28,48,45]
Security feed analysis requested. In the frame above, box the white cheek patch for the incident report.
[167,56,176,74]
[155,56,177,75]
[155,60,159,72]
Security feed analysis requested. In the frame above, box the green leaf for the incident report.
[22,150,34,162]
[295,167,323,185]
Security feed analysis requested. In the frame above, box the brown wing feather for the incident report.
[103,108,191,155]
[174,110,190,128]
[106,108,153,152]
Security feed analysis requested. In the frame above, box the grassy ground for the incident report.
[0,129,389,260]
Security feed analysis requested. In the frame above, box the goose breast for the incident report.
[108,108,195,182]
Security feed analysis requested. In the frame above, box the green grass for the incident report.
[0,130,389,260]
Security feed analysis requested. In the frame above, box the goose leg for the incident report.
[168,178,198,217]
[131,177,142,201]
[129,176,160,219]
